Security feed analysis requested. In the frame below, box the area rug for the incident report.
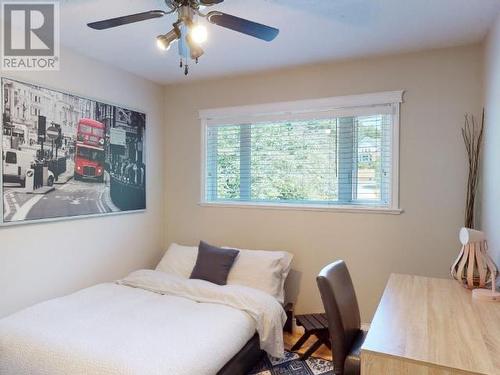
[248,350,334,375]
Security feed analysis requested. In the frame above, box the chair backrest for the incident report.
[316,260,361,375]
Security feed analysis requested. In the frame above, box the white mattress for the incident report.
[0,282,257,375]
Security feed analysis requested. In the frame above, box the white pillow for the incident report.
[226,248,293,304]
[156,243,198,278]
[156,243,293,303]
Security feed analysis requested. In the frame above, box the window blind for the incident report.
[202,93,401,210]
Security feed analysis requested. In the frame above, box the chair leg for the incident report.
[300,338,323,361]
[319,331,331,350]
[291,331,312,351]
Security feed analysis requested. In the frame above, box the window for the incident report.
[77,147,104,162]
[79,124,92,134]
[5,151,17,164]
[201,91,403,212]
[92,127,104,137]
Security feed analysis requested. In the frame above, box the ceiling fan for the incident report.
[87,0,280,75]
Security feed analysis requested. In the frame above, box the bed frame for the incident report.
[217,334,264,375]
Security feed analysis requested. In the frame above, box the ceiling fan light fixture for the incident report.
[186,34,204,60]
[156,37,171,51]
[189,44,204,60]
[189,23,208,45]
[156,29,179,51]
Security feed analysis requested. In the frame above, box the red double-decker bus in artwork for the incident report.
[74,118,106,182]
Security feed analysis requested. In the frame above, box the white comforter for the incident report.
[0,270,286,375]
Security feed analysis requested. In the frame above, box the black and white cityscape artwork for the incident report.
[1,78,146,224]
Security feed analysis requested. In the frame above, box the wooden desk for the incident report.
[361,274,500,374]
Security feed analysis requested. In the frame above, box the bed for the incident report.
[0,243,293,375]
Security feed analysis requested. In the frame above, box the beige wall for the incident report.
[481,14,500,267]
[164,44,483,321]
[0,48,165,318]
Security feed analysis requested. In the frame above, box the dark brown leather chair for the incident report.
[316,260,368,375]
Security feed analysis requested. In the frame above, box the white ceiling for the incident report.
[59,0,500,84]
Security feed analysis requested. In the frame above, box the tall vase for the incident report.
[450,228,498,289]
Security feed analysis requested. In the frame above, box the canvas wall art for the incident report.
[1,77,146,225]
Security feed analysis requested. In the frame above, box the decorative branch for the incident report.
[462,110,484,229]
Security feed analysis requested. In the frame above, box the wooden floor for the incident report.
[283,327,332,360]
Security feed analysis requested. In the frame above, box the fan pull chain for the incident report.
[183,34,189,75]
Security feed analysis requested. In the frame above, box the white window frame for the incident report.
[199,90,404,214]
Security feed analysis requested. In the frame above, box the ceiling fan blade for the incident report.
[200,0,224,4]
[206,11,279,42]
[87,10,166,30]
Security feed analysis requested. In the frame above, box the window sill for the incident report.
[198,201,404,215]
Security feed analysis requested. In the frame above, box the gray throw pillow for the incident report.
[190,241,239,285]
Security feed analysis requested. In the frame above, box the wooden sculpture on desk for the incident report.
[450,111,499,300]
[451,228,498,292]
